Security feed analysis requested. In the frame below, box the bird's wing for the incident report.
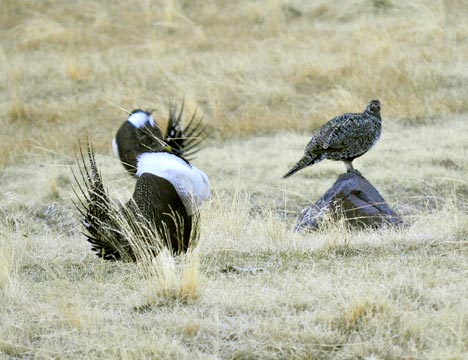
[306,113,365,153]
[130,173,194,253]
[164,99,208,160]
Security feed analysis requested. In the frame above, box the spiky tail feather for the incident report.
[165,98,209,160]
[71,141,131,260]
[283,154,324,178]
[72,140,201,261]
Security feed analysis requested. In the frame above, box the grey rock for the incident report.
[295,171,401,231]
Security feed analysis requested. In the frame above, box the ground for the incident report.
[1,1,467,359]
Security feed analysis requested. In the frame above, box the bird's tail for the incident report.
[72,140,131,260]
[283,154,324,178]
[164,98,209,160]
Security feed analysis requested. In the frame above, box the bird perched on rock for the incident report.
[73,102,210,261]
[112,100,207,176]
[283,100,381,178]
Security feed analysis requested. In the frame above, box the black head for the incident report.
[127,109,182,156]
[366,100,381,117]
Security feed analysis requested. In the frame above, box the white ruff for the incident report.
[112,137,119,159]
[128,112,155,128]
[136,152,210,215]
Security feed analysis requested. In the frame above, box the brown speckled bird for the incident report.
[283,100,382,178]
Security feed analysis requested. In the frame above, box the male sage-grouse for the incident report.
[112,100,206,176]
[283,99,381,178]
[73,102,210,261]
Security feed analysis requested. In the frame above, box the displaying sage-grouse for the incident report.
[112,100,206,176]
[73,103,210,261]
[283,100,381,178]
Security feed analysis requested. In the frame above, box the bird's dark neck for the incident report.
[365,109,381,119]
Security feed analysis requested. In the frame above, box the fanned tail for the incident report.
[165,98,209,160]
[282,154,324,178]
[71,140,130,260]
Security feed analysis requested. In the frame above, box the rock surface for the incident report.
[295,171,401,231]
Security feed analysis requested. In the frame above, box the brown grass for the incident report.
[0,0,467,358]
[1,114,467,358]
[1,0,467,166]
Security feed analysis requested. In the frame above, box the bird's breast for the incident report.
[136,152,211,215]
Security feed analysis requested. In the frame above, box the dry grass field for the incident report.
[1,0,468,359]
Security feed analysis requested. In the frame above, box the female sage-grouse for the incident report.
[73,102,210,261]
[283,99,381,178]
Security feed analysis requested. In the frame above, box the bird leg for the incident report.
[343,160,354,172]
[344,161,362,176]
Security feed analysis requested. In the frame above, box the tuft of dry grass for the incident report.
[0,241,18,300]
[110,204,204,305]
[337,297,394,334]
[136,248,202,308]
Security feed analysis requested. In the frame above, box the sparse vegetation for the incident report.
[1,0,467,359]
[1,0,468,165]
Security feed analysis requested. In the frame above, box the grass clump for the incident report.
[136,248,202,308]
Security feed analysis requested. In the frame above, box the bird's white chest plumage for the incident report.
[136,152,210,215]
